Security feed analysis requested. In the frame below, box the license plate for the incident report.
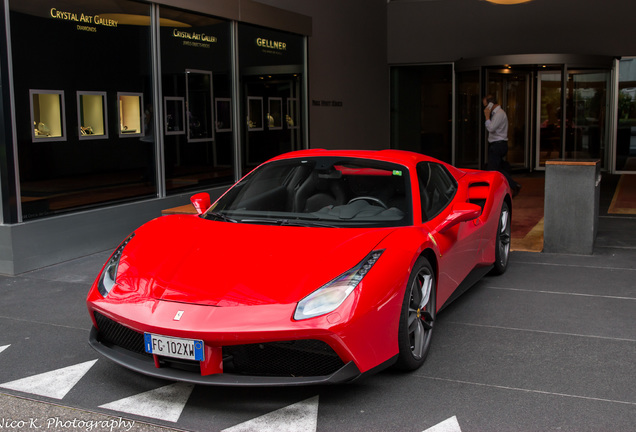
[144,333,205,361]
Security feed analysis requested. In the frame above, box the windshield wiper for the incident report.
[282,219,338,228]
[205,212,238,223]
[240,217,338,228]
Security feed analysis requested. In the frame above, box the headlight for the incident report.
[97,233,134,297]
[294,250,384,320]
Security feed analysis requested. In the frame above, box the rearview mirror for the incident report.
[437,203,482,234]
[190,193,211,215]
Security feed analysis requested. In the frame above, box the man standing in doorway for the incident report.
[483,95,522,196]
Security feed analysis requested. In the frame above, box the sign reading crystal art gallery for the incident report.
[172,29,218,49]
[173,29,217,43]
[49,8,118,27]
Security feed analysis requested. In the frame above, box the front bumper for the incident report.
[87,280,401,385]
[89,326,362,386]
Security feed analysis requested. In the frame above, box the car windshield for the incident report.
[206,157,412,227]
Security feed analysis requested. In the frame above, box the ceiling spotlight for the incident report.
[485,0,533,4]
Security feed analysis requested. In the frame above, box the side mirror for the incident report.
[437,202,482,234]
[190,193,211,215]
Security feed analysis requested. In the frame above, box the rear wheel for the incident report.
[395,257,436,371]
[492,201,511,275]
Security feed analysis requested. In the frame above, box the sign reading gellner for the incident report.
[256,37,287,51]
[256,37,289,56]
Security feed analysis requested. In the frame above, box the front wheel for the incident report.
[491,201,511,275]
[395,257,436,371]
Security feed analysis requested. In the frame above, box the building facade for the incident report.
[3,0,634,274]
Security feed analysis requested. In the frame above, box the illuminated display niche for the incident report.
[118,93,144,137]
[30,90,66,142]
[78,92,108,139]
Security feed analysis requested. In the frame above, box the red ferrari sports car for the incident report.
[87,149,511,386]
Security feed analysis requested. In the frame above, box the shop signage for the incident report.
[312,100,343,107]
[173,29,217,49]
[255,37,288,56]
[256,38,287,51]
[173,29,217,43]
[49,8,118,27]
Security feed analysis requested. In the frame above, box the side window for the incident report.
[417,162,458,221]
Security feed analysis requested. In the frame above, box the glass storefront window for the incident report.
[11,0,156,220]
[616,58,636,172]
[3,1,308,221]
[238,24,305,174]
[159,8,234,193]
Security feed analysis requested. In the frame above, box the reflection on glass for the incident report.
[118,93,143,137]
[617,58,636,171]
[186,69,214,142]
[566,71,609,163]
[30,90,65,141]
[78,92,107,139]
[165,97,185,135]
[247,97,263,131]
[538,72,563,166]
[215,98,232,132]
[267,97,282,130]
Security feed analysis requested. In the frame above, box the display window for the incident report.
[286,98,298,129]
[160,7,234,194]
[165,97,186,135]
[247,97,264,131]
[30,90,66,142]
[238,24,305,173]
[186,70,214,143]
[267,98,283,130]
[11,0,156,220]
[215,98,232,132]
[118,93,144,138]
[77,92,108,140]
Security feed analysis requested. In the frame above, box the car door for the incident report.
[418,162,482,308]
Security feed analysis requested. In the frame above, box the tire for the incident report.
[491,200,511,275]
[395,257,436,371]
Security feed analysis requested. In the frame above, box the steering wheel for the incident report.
[347,196,388,209]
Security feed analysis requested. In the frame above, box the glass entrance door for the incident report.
[566,70,610,164]
[486,70,530,170]
[537,71,563,167]
[536,69,610,168]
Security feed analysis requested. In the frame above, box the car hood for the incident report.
[112,215,394,307]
